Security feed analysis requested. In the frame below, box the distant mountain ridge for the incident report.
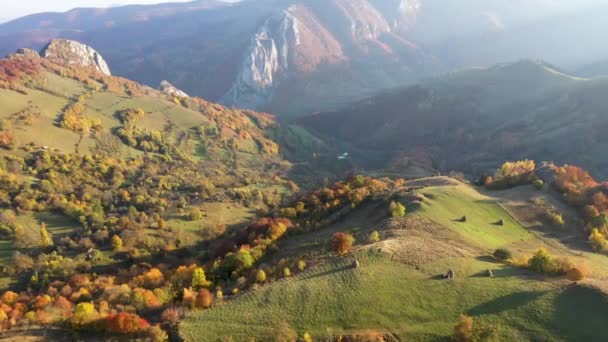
[299,60,608,178]
[2,0,608,117]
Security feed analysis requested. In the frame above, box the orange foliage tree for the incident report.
[331,232,354,255]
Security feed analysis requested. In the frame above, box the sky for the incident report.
[0,0,237,22]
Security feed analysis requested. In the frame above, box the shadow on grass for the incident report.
[299,264,353,281]
[475,255,501,264]
[551,285,608,341]
[468,290,549,316]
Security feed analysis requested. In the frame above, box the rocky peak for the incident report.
[41,39,111,76]
[221,6,300,109]
[160,80,189,97]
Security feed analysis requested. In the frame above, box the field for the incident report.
[181,178,608,341]
[181,251,608,341]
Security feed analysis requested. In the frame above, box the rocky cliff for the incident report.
[221,6,300,109]
[41,39,111,76]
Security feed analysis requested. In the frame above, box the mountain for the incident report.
[0,45,290,177]
[3,0,608,117]
[299,60,608,178]
[0,0,432,117]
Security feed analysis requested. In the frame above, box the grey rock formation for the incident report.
[221,6,300,110]
[14,48,40,58]
[41,39,111,76]
[160,80,189,98]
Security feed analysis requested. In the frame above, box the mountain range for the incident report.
[3,0,608,117]
[299,60,608,178]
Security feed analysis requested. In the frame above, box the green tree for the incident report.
[223,250,255,274]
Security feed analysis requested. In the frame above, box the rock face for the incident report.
[14,48,40,58]
[160,80,189,97]
[221,6,300,109]
[41,39,111,76]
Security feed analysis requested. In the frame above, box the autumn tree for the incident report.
[331,232,354,255]
[369,230,380,243]
[188,207,202,221]
[195,289,213,309]
[111,235,123,250]
[40,223,53,247]
[105,312,150,334]
[566,265,589,284]
[528,248,554,274]
[71,302,98,326]
[273,321,297,342]
[589,228,608,252]
[453,314,473,342]
[191,267,210,289]
[256,269,267,283]
[390,201,406,218]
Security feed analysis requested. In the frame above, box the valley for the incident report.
[0,1,608,341]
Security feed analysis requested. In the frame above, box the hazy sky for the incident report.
[1,0,237,21]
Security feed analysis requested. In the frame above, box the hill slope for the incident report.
[299,60,608,178]
[181,177,608,341]
[0,0,430,118]
[3,1,608,117]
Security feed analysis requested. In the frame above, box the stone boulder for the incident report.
[41,39,111,76]
[160,80,189,98]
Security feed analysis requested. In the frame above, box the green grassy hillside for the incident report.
[181,177,608,341]
[181,252,608,341]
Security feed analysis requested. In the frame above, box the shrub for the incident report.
[111,235,123,250]
[492,248,512,262]
[369,230,380,243]
[566,267,587,283]
[71,302,98,326]
[589,228,608,251]
[547,211,565,226]
[195,289,213,309]
[331,232,354,255]
[256,269,267,283]
[105,312,150,334]
[283,267,291,278]
[528,248,555,274]
[533,179,544,190]
[39,223,53,247]
[188,208,202,221]
[297,260,306,272]
[273,321,297,342]
[191,267,210,289]
[161,307,180,324]
[453,314,473,342]
[390,201,406,218]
